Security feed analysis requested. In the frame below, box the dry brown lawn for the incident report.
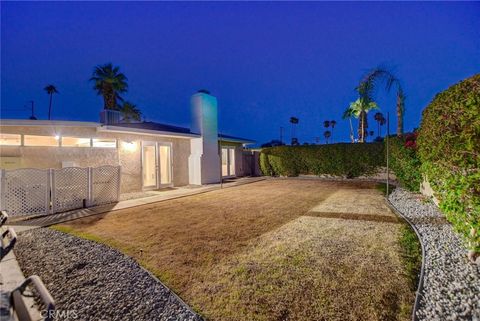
[57,179,414,321]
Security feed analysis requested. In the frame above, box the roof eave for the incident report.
[98,125,200,139]
[0,119,100,127]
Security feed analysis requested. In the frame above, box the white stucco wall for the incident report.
[0,125,191,193]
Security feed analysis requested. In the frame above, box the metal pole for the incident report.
[386,112,390,196]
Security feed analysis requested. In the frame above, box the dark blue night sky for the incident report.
[1,1,479,145]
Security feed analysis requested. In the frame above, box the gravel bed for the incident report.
[14,228,203,321]
[389,188,480,321]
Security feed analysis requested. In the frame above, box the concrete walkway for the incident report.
[6,177,264,230]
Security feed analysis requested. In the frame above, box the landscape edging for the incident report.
[385,199,426,321]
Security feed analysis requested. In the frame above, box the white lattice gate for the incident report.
[0,166,121,217]
[0,169,50,216]
[91,165,121,206]
[52,167,89,213]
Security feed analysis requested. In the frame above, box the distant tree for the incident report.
[261,139,285,148]
[330,120,336,143]
[374,112,383,137]
[90,63,128,109]
[324,130,331,144]
[290,117,299,145]
[44,84,58,120]
[119,101,142,122]
[323,120,330,128]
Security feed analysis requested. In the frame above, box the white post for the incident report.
[386,112,390,196]
[48,169,54,214]
[87,167,93,207]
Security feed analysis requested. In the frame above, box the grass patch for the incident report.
[398,224,422,290]
[57,179,414,321]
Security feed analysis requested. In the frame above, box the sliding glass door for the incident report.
[142,142,173,189]
[158,144,172,186]
[142,142,157,189]
[221,146,236,178]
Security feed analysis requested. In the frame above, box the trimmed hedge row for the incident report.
[389,134,422,192]
[260,143,385,178]
[417,73,480,255]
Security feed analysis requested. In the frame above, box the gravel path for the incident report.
[14,228,203,321]
[389,188,480,321]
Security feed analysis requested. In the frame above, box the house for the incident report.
[0,91,257,194]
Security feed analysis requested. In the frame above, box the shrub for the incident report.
[259,152,274,176]
[389,133,422,192]
[417,73,480,256]
[259,143,385,178]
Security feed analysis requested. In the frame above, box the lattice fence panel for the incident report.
[2,168,49,216]
[91,165,120,206]
[52,167,89,213]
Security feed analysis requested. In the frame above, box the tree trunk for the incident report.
[358,111,367,143]
[48,94,53,120]
[103,84,116,109]
[396,92,404,137]
[349,118,354,143]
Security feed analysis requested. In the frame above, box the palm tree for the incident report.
[44,84,58,120]
[290,117,299,145]
[90,63,128,110]
[323,120,330,128]
[119,101,142,122]
[357,66,405,137]
[344,98,378,143]
[330,120,336,143]
[342,108,356,143]
[379,115,386,136]
[324,130,331,144]
[374,112,384,137]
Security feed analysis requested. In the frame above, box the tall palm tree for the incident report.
[44,84,58,120]
[119,101,142,122]
[290,117,299,145]
[344,98,378,143]
[324,130,331,144]
[330,120,336,143]
[90,63,128,110]
[357,66,405,137]
[323,120,330,128]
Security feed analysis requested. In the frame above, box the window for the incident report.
[24,135,59,147]
[62,137,91,147]
[92,138,116,148]
[0,134,21,146]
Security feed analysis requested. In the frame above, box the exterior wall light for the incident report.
[122,140,137,152]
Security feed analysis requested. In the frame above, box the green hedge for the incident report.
[389,134,422,192]
[260,143,385,178]
[417,73,480,254]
